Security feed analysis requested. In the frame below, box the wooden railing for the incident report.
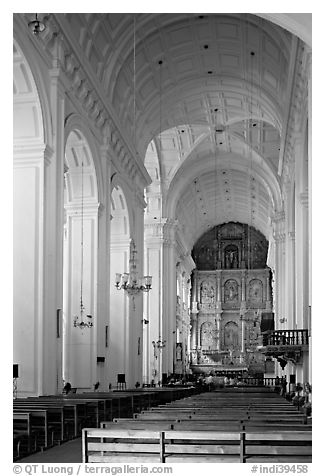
[262,329,309,347]
[239,377,277,386]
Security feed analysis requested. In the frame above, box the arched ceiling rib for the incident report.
[63,13,292,157]
[58,13,305,249]
[13,41,44,143]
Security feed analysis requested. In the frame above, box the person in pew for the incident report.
[62,382,72,395]
[280,376,287,396]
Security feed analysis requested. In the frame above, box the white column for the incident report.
[241,316,245,353]
[109,238,129,386]
[284,182,296,329]
[216,314,222,351]
[144,222,163,384]
[129,201,145,386]
[64,202,99,389]
[294,133,309,332]
[44,61,66,395]
[13,143,51,396]
[162,222,177,376]
[307,55,312,386]
[95,145,111,388]
[272,211,286,328]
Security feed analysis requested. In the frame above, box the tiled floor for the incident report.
[18,438,82,463]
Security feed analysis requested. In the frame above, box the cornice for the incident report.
[280,40,311,187]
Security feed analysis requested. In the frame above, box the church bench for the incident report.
[82,428,312,463]
[101,420,174,430]
[135,411,305,424]
[82,428,243,463]
[243,431,312,463]
[147,407,300,416]
[103,417,312,434]
[162,430,242,462]
[82,428,163,463]
[23,398,89,437]
[13,413,38,457]
[13,408,56,450]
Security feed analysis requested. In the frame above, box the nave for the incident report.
[13,12,312,465]
[15,384,311,463]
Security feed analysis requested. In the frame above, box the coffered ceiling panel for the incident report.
[58,12,300,248]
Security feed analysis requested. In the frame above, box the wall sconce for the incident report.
[279,318,287,324]
[142,319,149,325]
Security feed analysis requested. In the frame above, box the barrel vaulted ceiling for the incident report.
[56,13,305,247]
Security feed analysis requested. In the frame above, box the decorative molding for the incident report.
[26,13,151,192]
[281,41,311,188]
[271,210,286,242]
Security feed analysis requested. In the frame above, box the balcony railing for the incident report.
[262,329,309,347]
[240,377,278,387]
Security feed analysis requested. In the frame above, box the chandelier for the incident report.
[152,339,166,359]
[115,239,152,296]
[28,13,46,35]
[73,158,93,330]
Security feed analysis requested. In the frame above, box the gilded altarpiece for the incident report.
[190,222,272,376]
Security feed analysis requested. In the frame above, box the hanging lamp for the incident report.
[73,158,93,329]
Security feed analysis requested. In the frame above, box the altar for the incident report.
[189,222,273,377]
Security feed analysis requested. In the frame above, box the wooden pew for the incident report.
[82,428,162,463]
[82,428,312,463]
[24,397,89,438]
[163,430,242,462]
[13,413,38,458]
[13,408,54,450]
[243,431,312,462]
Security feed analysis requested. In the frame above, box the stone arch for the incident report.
[64,114,104,205]
[13,36,51,147]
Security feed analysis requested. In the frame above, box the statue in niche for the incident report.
[225,245,239,269]
[200,321,215,348]
[248,279,263,303]
[224,321,239,349]
[200,281,215,306]
[224,279,238,302]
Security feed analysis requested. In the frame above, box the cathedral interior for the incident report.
[13,13,311,397]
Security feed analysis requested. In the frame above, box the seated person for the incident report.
[62,382,72,395]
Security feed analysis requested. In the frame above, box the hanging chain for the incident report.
[80,157,84,314]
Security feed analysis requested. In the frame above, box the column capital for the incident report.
[271,210,286,242]
[13,142,54,167]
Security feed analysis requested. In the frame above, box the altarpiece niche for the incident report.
[190,222,272,376]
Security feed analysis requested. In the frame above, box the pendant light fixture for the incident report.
[114,15,152,301]
[73,158,93,329]
[28,13,46,35]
